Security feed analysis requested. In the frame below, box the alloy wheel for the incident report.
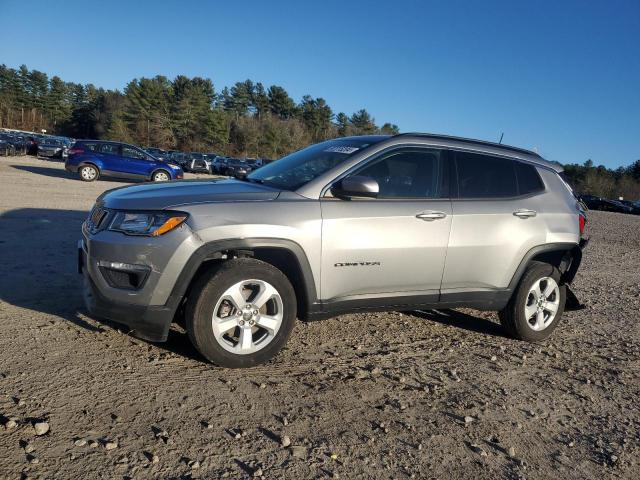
[81,166,97,180]
[524,276,560,331]
[211,279,283,354]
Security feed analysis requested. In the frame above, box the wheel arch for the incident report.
[166,238,318,323]
[78,160,101,171]
[508,242,583,291]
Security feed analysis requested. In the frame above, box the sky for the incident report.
[1,0,639,168]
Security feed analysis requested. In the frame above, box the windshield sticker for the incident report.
[324,146,360,154]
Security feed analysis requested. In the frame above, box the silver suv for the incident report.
[79,134,588,368]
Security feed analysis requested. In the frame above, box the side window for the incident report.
[122,146,147,160]
[100,144,119,155]
[83,143,99,152]
[515,162,544,195]
[353,148,444,199]
[455,152,517,198]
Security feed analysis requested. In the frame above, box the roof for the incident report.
[389,132,562,172]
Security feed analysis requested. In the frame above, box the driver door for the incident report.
[320,147,452,302]
[120,145,152,179]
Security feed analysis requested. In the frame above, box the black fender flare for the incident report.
[507,242,582,291]
[163,238,318,314]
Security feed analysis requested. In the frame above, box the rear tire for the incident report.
[186,258,297,368]
[79,164,99,182]
[499,261,566,341]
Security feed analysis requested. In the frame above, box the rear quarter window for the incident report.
[515,162,545,195]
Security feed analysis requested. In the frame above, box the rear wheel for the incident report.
[79,165,99,182]
[186,258,296,368]
[152,170,170,182]
[499,261,566,341]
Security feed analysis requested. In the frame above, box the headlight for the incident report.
[109,211,188,236]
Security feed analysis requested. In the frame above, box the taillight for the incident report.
[579,214,586,235]
[69,147,84,155]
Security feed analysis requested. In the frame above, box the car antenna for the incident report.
[498,132,504,144]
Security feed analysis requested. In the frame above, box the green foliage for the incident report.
[1,63,637,198]
[563,160,640,200]
[0,64,402,156]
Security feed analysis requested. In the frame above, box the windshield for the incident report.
[247,138,382,190]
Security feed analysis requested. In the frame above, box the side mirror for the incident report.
[331,175,379,199]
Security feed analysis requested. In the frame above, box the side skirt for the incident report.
[304,289,512,321]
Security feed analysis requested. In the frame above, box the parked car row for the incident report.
[141,146,273,177]
[0,131,31,156]
[0,129,74,158]
[579,194,640,215]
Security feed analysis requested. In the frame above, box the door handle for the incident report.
[513,209,537,218]
[416,211,447,221]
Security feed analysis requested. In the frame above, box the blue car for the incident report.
[65,140,184,182]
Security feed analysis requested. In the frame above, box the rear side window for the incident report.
[515,162,544,195]
[80,143,99,152]
[100,144,119,155]
[454,151,544,198]
[455,152,517,198]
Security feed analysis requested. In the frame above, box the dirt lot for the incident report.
[0,155,638,480]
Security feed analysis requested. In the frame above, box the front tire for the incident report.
[499,261,566,341]
[79,164,99,182]
[186,258,297,368]
[152,170,170,182]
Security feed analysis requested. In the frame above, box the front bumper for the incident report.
[78,232,182,342]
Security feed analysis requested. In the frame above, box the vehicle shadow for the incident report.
[0,207,203,361]
[405,308,508,338]
[10,164,139,183]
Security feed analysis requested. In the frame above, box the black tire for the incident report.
[79,164,99,182]
[499,261,566,341]
[152,169,170,182]
[186,258,297,368]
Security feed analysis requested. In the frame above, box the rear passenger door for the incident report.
[97,143,125,174]
[440,151,547,294]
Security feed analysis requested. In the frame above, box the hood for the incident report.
[98,178,281,210]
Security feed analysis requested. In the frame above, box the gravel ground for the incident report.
[0,155,639,480]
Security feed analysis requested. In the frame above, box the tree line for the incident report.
[563,159,640,201]
[0,64,398,158]
[1,64,638,200]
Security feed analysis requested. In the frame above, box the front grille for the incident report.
[86,206,109,233]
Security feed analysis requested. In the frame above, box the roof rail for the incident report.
[393,132,541,158]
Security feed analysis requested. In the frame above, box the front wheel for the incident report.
[186,258,297,368]
[499,261,566,341]
[152,170,170,182]
[79,165,99,182]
